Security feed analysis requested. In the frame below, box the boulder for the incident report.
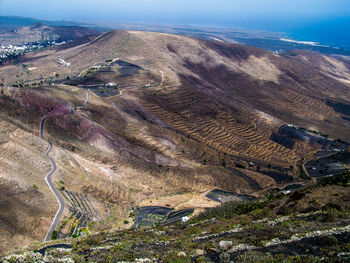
[219,240,233,251]
[194,249,205,256]
[177,251,187,257]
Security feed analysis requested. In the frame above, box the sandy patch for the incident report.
[71,152,120,179]
[255,110,283,126]
[240,56,281,83]
[321,56,350,83]
[140,191,219,210]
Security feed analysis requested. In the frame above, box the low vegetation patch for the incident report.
[318,172,350,187]
[194,201,266,222]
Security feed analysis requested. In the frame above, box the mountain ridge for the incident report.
[0,23,99,45]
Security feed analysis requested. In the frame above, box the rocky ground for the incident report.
[1,172,349,262]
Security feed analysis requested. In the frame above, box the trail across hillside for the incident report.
[84,89,90,106]
[41,88,90,241]
[159,70,164,86]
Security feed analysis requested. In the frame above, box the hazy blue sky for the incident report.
[1,0,349,25]
[1,0,350,47]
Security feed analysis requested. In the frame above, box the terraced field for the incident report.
[281,90,338,121]
[139,86,299,165]
[134,206,194,228]
[57,190,101,238]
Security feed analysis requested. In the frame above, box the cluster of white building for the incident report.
[0,44,28,59]
[0,40,66,61]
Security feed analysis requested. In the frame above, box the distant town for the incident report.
[0,40,66,63]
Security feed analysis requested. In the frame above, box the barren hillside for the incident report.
[0,30,350,254]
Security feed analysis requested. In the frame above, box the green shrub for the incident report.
[251,207,271,220]
[51,230,58,240]
[186,226,201,235]
[164,252,191,263]
[81,234,104,246]
[194,201,266,221]
[320,209,339,222]
[318,172,350,186]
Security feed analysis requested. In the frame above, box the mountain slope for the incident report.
[0,23,99,45]
[0,30,349,254]
[2,173,350,262]
[4,30,349,152]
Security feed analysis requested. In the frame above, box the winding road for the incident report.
[42,136,65,241]
[41,88,90,241]
[41,70,160,240]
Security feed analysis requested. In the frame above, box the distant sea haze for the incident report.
[288,30,350,51]
[277,19,350,50]
[221,17,350,50]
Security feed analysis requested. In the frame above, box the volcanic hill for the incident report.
[0,30,350,255]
